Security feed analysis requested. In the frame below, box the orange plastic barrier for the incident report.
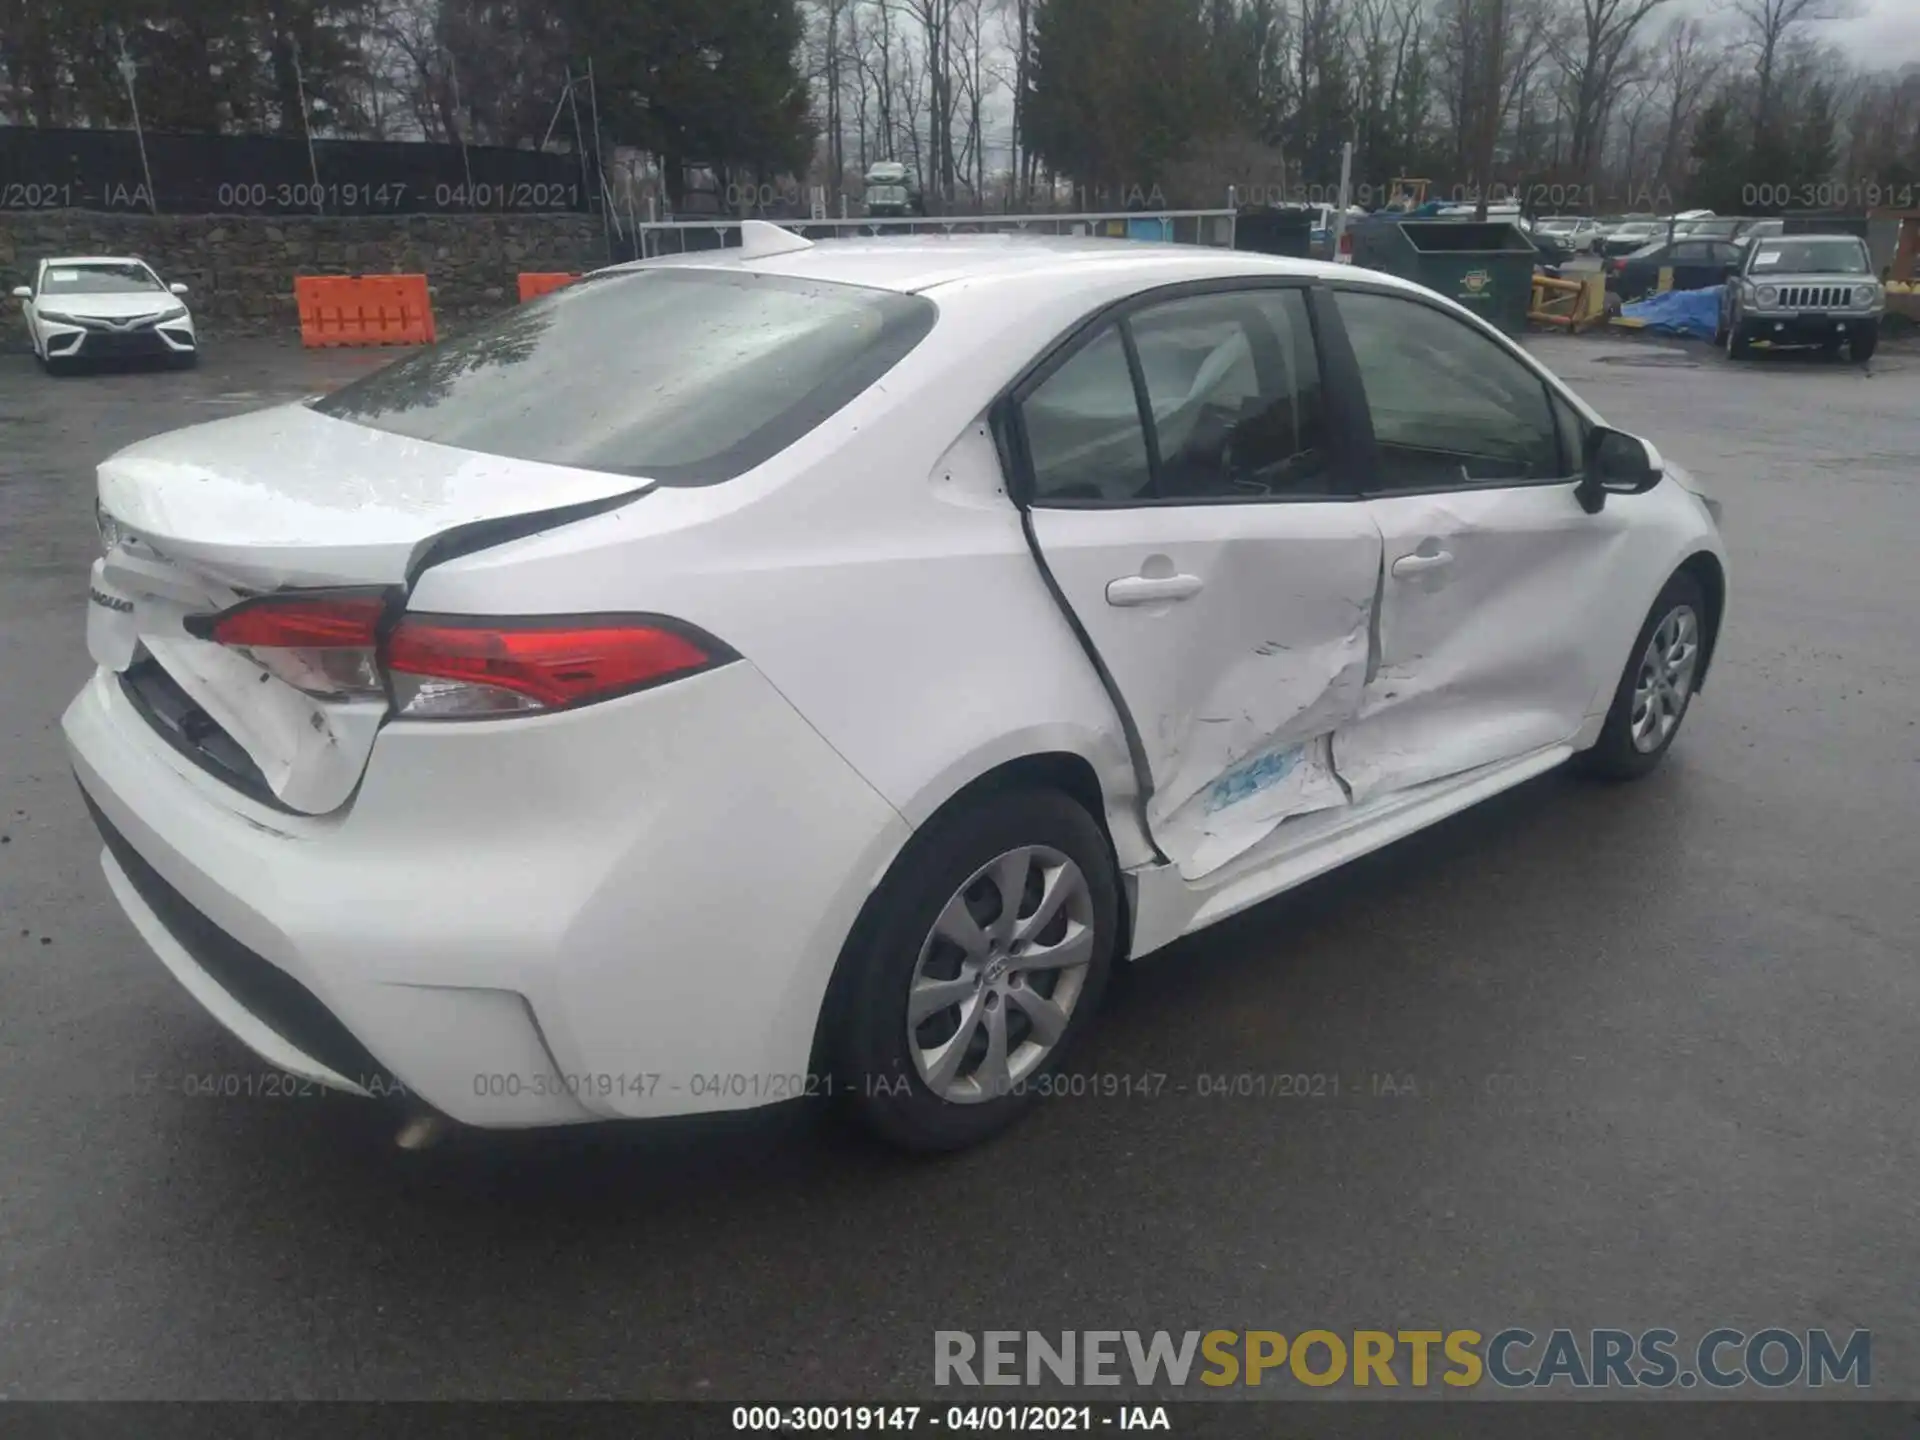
[295,274,435,348]
[518,272,583,302]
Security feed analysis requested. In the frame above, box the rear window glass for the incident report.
[309,268,936,485]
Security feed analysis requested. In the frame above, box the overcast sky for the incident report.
[1691,0,1920,70]
[1824,1,1920,68]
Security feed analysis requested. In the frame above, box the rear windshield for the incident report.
[1749,238,1869,274]
[309,268,937,485]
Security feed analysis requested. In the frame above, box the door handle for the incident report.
[1106,573,1205,606]
[1391,550,1454,578]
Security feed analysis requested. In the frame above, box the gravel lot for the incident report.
[0,331,1915,1415]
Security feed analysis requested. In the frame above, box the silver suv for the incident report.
[1719,234,1884,362]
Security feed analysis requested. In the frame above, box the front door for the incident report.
[1320,286,1631,804]
[1013,283,1382,880]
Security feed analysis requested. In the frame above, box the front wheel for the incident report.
[832,788,1120,1152]
[1577,571,1709,782]
[1725,315,1753,360]
[1852,325,1878,363]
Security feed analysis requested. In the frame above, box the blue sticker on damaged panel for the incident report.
[1203,744,1304,814]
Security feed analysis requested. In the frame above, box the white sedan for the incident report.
[13,255,198,372]
[64,224,1728,1152]
[1535,216,1604,252]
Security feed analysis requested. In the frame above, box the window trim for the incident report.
[996,276,1364,510]
[1319,279,1591,500]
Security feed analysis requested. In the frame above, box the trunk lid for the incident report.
[89,403,647,815]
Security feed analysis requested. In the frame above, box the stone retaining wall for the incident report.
[0,210,611,339]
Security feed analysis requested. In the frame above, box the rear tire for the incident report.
[833,788,1120,1153]
[1852,325,1878,363]
[1577,571,1709,782]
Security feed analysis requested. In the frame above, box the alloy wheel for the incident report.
[907,845,1096,1104]
[1630,604,1701,753]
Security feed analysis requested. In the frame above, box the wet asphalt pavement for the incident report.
[0,333,1915,1408]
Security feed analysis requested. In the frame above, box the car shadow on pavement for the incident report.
[146,756,1702,1218]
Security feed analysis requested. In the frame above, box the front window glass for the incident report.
[1748,239,1870,275]
[41,264,163,295]
[1126,288,1331,499]
[1334,289,1563,491]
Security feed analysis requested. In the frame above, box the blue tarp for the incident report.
[1620,285,1724,341]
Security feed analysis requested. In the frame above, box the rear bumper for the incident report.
[65,661,911,1127]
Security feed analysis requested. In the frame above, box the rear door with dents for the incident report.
[1323,285,1633,803]
[1008,282,1383,881]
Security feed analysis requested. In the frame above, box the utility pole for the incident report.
[587,57,613,261]
[290,35,324,212]
[448,54,475,200]
[1332,140,1355,257]
[115,33,158,215]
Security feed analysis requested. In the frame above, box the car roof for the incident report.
[40,256,154,268]
[596,232,1395,298]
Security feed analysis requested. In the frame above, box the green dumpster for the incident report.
[1348,220,1537,335]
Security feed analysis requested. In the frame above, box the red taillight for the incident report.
[191,592,731,717]
[191,591,388,701]
[386,616,721,716]
[203,594,384,648]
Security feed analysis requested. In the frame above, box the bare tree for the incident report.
[1437,0,1558,213]
[822,0,849,196]
[892,21,930,193]
[846,2,873,171]
[1551,0,1675,190]
[994,0,1037,206]
[1648,16,1722,196]
[854,0,901,163]
[1724,0,1856,119]
[897,0,959,205]
[948,0,998,204]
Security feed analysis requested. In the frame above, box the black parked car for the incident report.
[1605,237,1744,303]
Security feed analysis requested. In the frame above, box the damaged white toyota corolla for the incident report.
[66,224,1728,1152]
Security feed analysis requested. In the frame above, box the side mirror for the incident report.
[1577,427,1664,513]
[10,286,30,300]
[169,282,189,295]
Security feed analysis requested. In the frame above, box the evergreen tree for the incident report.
[1026,0,1220,200]
[1687,94,1751,213]
[1792,78,1837,194]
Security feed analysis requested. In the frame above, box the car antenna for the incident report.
[737,219,816,259]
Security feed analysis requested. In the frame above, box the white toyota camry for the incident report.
[65,224,1728,1152]
[14,255,198,372]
